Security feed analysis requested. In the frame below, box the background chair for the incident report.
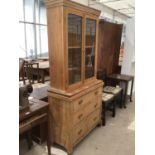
[24,62,40,84]
[97,69,123,108]
[19,58,26,85]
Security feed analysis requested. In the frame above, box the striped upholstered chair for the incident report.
[97,69,123,108]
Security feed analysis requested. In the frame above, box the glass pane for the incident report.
[35,0,39,23]
[19,23,26,58]
[39,0,47,24]
[36,25,41,57]
[68,14,82,85]
[85,19,96,79]
[19,0,24,21]
[26,24,35,58]
[25,0,34,22]
[40,26,48,57]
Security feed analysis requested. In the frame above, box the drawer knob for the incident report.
[93,117,97,121]
[78,129,82,135]
[78,100,83,105]
[95,91,98,95]
[94,103,98,108]
[78,114,83,119]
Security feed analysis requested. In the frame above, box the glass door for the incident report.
[68,14,82,85]
[85,18,96,80]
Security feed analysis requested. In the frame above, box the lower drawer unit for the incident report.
[48,81,103,155]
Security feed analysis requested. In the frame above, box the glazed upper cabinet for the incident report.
[67,13,98,87]
[45,0,100,91]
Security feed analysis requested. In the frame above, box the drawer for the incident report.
[85,98,101,116]
[73,87,102,113]
[73,119,87,144]
[73,110,86,125]
[73,95,92,113]
[93,87,102,97]
[87,109,100,131]
[19,113,47,134]
[31,113,47,127]
[19,122,31,134]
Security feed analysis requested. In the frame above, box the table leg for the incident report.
[47,139,51,155]
[130,78,134,102]
[102,102,106,126]
[40,70,45,83]
[47,115,51,155]
[112,100,116,117]
[119,89,123,108]
[37,69,40,83]
[123,82,128,108]
[26,131,33,150]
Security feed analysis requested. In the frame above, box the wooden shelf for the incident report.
[68,46,81,49]
[86,45,95,48]
[85,65,92,68]
[68,67,79,71]
[68,45,95,49]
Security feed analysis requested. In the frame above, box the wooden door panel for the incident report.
[97,20,123,75]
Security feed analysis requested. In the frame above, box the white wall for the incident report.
[121,17,135,94]
[72,0,128,24]
[72,0,88,6]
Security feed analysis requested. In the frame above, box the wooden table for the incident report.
[33,61,50,83]
[30,83,50,143]
[19,98,51,155]
[37,57,49,61]
[107,74,134,108]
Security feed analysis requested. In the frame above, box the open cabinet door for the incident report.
[97,20,123,75]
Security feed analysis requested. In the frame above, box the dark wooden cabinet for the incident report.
[97,20,123,75]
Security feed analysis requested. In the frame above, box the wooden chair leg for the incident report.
[112,100,116,117]
[120,90,123,108]
[130,78,134,102]
[102,102,106,126]
[37,70,40,83]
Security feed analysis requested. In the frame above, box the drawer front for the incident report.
[19,113,47,135]
[85,97,101,116]
[73,87,102,113]
[73,87,102,125]
[87,109,100,131]
[73,110,86,125]
[73,94,92,113]
[31,113,47,127]
[73,119,87,144]
[93,87,102,97]
[19,123,31,134]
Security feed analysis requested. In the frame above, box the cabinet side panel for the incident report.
[48,95,73,152]
[47,7,65,89]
